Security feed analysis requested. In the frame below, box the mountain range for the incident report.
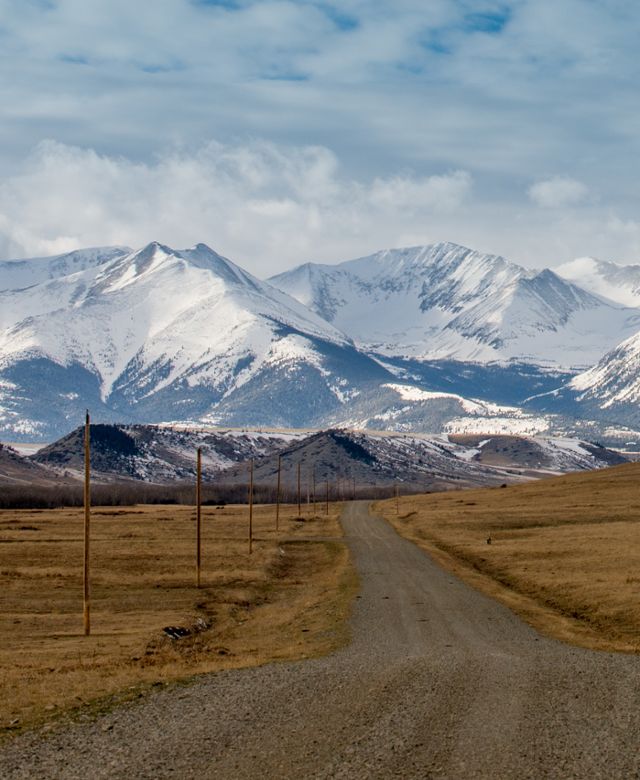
[270,243,640,368]
[2,240,640,444]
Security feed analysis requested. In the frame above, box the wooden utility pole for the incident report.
[275,454,281,532]
[395,483,399,515]
[83,411,91,636]
[352,478,356,501]
[312,470,316,516]
[297,462,301,516]
[196,447,202,588]
[325,479,329,516]
[248,459,254,554]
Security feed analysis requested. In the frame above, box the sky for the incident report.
[0,0,639,275]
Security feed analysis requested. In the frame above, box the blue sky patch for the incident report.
[138,61,186,74]
[191,0,242,9]
[319,4,359,32]
[262,71,309,82]
[464,8,511,34]
[59,53,90,65]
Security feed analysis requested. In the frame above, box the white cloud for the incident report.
[528,177,589,208]
[606,215,640,237]
[0,139,475,273]
[369,170,471,213]
[2,139,640,274]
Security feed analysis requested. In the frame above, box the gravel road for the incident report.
[2,502,640,779]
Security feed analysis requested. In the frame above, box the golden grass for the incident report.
[0,501,357,734]
[374,462,640,654]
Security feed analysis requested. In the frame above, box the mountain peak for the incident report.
[192,242,216,253]
[98,241,256,291]
[126,241,173,272]
[414,240,477,258]
[141,240,170,252]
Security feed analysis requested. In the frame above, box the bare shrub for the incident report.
[0,479,403,509]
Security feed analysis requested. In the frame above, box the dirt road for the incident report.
[2,502,640,778]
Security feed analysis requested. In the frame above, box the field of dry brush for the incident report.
[0,502,356,734]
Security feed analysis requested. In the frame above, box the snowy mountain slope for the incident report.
[270,243,523,359]
[198,335,389,429]
[270,242,640,367]
[0,246,130,292]
[1,241,352,393]
[557,329,640,425]
[0,242,392,439]
[6,239,640,442]
[326,381,553,436]
[375,356,574,406]
[556,257,640,307]
[520,326,640,433]
[0,361,122,440]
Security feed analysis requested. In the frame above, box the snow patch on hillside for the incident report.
[444,417,551,435]
[384,383,524,416]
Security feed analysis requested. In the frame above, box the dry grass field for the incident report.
[375,462,640,654]
[0,501,356,734]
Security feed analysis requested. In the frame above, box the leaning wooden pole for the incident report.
[248,458,254,554]
[297,462,301,516]
[275,454,282,532]
[395,483,399,515]
[196,447,202,588]
[83,410,91,636]
[325,479,329,516]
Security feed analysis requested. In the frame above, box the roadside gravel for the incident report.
[1,502,639,778]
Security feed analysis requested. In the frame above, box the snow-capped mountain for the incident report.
[270,242,640,368]
[5,239,640,444]
[0,242,390,438]
[560,329,640,425]
[556,256,640,307]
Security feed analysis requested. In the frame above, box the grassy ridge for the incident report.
[375,462,640,653]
